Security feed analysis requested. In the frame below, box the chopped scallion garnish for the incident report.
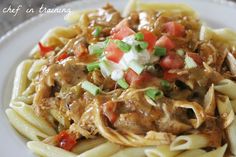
[92,26,102,37]
[87,62,100,72]
[135,41,148,52]
[117,78,129,89]
[177,49,185,56]
[88,42,104,56]
[129,60,144,74]
[115,40,131,52]
[135,32,144,41]
[145,88,163,101]
[185,55,197,69]
[81,81,100,96]
[99,60,112,77]
[160,80,171,90]
[154,46,166,57]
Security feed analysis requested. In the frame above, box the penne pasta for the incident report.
[14,94,34,105]
[22,82,35,96]
[27,59,48,80]
[215,79,236,99]
[64,10,93,24]
[176,149,206,157]
[50,109,70,129]
[29,26,79,57]
[216,95,234,128]
[77,142,121,157]
[10,101,56,136]
[27,141,77,157]
[200,26,236,45]
[203,84,216,116]
[5,109,48,141]
[122,0,138,17]
[198,144,227,157]
[170,134,209,151]
[145,145,182,157]
[230,100,236,114]
[12,60,33,99]
[173,101,205,128]
[111,147,148,157]
[72,137,107,154]
[137,2,197,17]
[226,116,236,155]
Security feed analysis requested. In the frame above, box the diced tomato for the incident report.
[140,29,157,52]
[105,42,124,63]
[163,71,178,82]
[102,101,117,123]
[111,19,129,34]
[124,68,153,86]
[57,53,68,61]
[186,52,203,66]
[55,131,77,151]
[38,42,54,56]
[160,54,184,69]
[111,26,135,40]
[164,22,185,37]
[156,35,175,50]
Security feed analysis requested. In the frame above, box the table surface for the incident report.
[0,0,235,38]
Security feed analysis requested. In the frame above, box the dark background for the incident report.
[0,0,235,37]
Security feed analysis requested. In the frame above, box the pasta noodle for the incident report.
[230,100,236,113]
[173,101,205,128]
[27,59,48,80]
[72,137,107,154]
[77,142,122,157]
[122,0,138,17]
[145,145,182,157]
[170,134,209,151]
[50,109,70,129]
[10,101,56,136]
[11,60,33,99]
[198,144,227,157]
[5,109,48,141]
[111,147,148,157]
[27,141,77,157]
[29,26,80,57]
[226,116,236,155]
[137,2,197,17]
[176,149,206,157]
[216,95,235,128]
[64,10,93,24]
[203,84,216,116]
[215,79,236,99]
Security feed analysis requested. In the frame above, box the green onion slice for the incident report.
[160,80,171,90]
[135,32,144,41]
[99,60,112,77]
[92,26,102,37]
[129,60,144,74]
[177,49,185,56]
[88,42,104,56]
[87,62,100,72]
[185,55,197,69]
[145,88,163,101]
[81,81,100,96]
[115,40,131,52]
[135,41,148,52]
[117,78,129,89]
[154,46,166,57]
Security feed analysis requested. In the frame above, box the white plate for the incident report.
[0,0,235,156]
